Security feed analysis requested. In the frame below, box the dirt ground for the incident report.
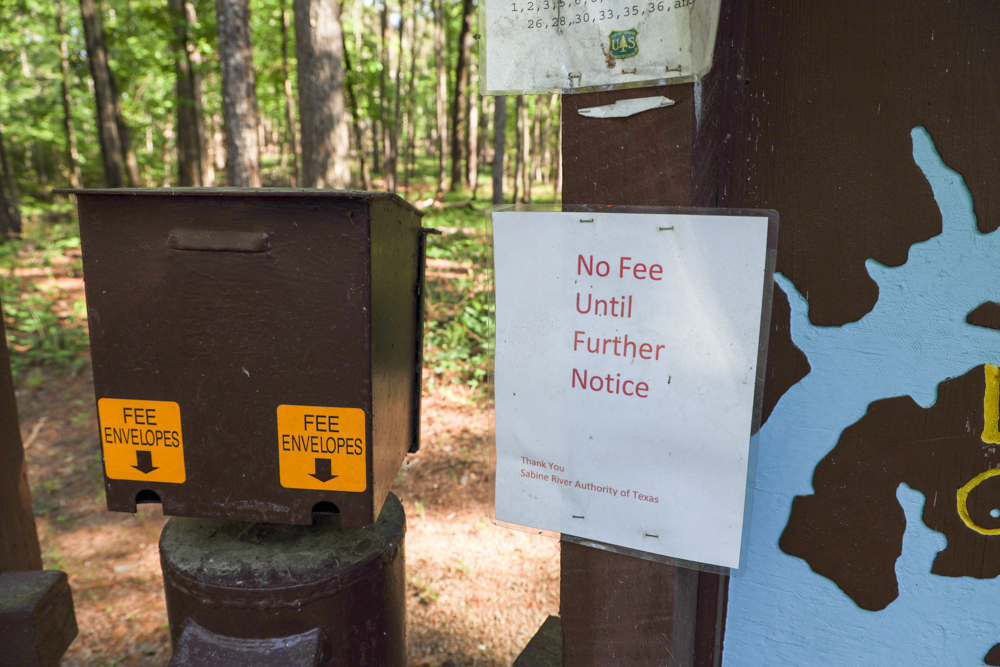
[15,369,559,666]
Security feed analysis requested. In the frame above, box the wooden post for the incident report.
[0,571,77,667]
[685,2,1000,665]
[0,297,78,665]
[556,84,704,667]
[0,298,43,573]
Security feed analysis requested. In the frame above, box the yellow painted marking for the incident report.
[98,398,186,484]
[957,468,1000,535]
[277,405,367,492]
[983,364,1000,444]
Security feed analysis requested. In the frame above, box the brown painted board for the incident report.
[693,1,1000,328]
[559,84,701,667]
[0,570,78,667]
[63,189,424,528]
[0,297,42,573]
[689,0,1000,664]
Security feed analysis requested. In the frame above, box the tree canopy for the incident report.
[0,0,563,236]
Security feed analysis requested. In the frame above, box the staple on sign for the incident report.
[572,515,585,519]
[645,533,659,538]
[659,226,674,231]
[580,218,594,223]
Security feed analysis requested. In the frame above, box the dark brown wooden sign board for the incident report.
[61,189,426,528]
[533,0,1000,665]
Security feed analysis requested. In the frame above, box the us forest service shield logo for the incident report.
[608,28,639,60]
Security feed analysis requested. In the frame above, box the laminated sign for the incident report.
[481,0,720,93]
[491,209,777,570]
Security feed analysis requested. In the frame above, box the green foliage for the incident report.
[421,204,493,393]
[0,0,97,195]
[0,220,88,380]
[408,573,440,604]
[0,0,565,394]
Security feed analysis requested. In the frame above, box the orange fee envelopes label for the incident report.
[99,398,186,484]
[277,405,367,492]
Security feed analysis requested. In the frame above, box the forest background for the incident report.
[0,0,569,388]
[0,0,561,214]
[0,1,564,664]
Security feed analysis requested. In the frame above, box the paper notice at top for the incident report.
[481,0,720,94]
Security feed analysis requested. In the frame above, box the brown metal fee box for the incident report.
[63,189,426,528]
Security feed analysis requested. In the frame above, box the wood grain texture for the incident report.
[560,83,698,667]
[0,298,42,573]
[693,1,1000,327]
[562,84,692,208]
[561,542,696,667]
[692,0,809,434]
[692,570,726,667]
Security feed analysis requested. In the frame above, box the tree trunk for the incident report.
[513,95,524,203]
[378,1,391,189]
[389,3,404,194]
[532,96,542,188]
[467,61,479,198]
[111,56,141,187]
[0,125,21,237]
[492,96,506,205]
[538,95,550,184]
[186,2,211,185]
[434,0,447,197]
[341,18,371,189]
[524,97,533,202]
[144,119,154,186]
[0,182,12,241]
[117,113,141,187]
[169,0,202,186]
[449,0,474,191]
[209,110,226,175]
[162,115,174,186]
[544,93,557,184]
[351,0,378,175]
[216,0,262,187]
[56,2,83,189]
[78,0,126,187]
[555,96,562,197]
[280,0,300,186]
[404,7,418,195]
[482,95,492,164]
[294,0,352,189]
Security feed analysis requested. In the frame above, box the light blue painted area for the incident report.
[723,127,1000,665]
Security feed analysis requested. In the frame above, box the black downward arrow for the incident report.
[133,450,158,474]
[310,458,338,483]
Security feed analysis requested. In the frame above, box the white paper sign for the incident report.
[492,211,772,569]
[481,0,720,94]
